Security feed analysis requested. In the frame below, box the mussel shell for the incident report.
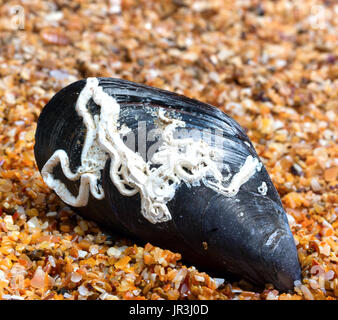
[34,77,301,291]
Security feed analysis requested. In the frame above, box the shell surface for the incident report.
[34,77,301,290]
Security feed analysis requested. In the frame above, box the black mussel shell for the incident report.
[34,77,301,291]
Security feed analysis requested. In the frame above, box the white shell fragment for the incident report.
[258,181,268,196]
[42,77,261,224]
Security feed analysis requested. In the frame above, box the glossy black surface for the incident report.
[34,77,301,291]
